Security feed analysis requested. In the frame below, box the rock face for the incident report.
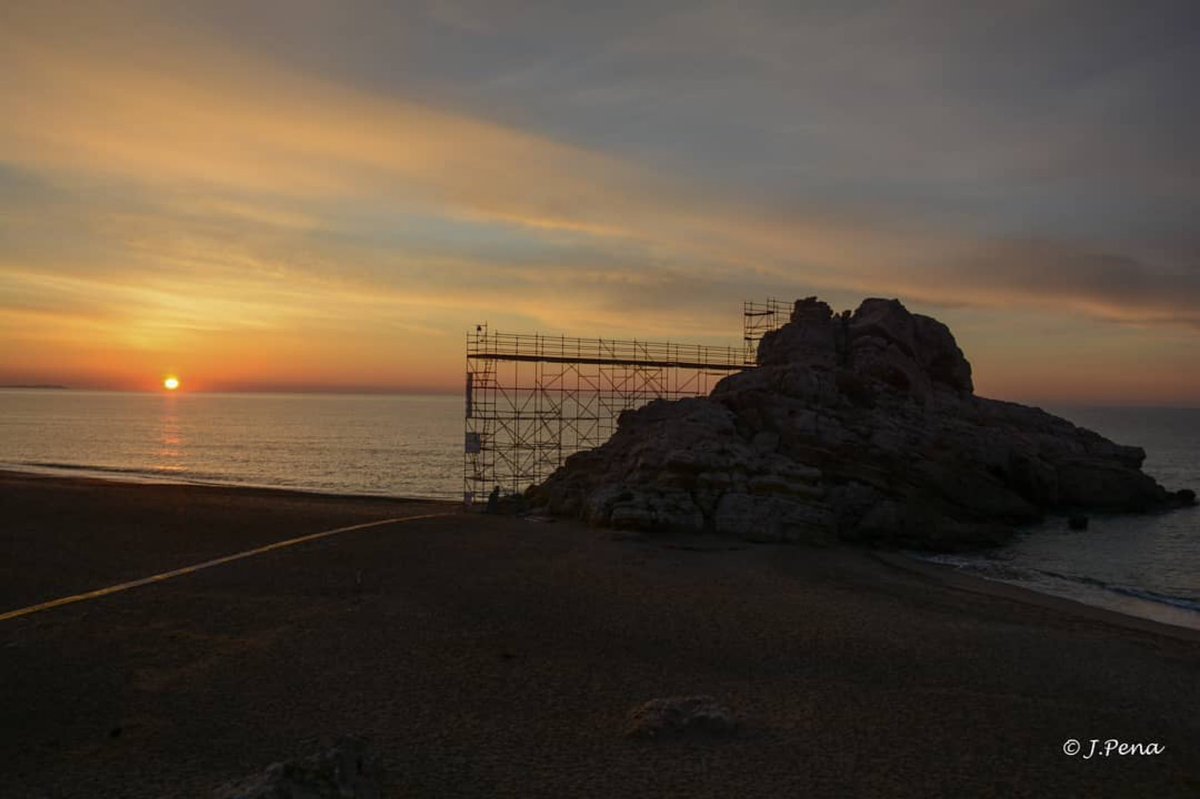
[213,737,383,799]
[625,696,738,739]
[532,297,1195,550]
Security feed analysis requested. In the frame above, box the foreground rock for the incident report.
[213,737,383,799]
[625,696,738,739]
[532,297,1195,550]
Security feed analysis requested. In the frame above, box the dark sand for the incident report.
[1,471,1197,797]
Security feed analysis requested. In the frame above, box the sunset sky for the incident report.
[2,1,1197,404]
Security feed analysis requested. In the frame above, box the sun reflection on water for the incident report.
[156,395,186,473]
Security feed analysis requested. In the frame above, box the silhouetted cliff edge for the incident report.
[531,297,1195,550]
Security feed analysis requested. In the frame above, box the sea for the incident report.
[1,390,1197,631]
[919,406,1200,632]
[0,390,463,500]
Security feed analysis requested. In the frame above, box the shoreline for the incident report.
[9,467,1195,643]
[3,471,1197,795]
[7,466,1195,638]
[907,545,1200,636]
[879,552,1200,644]
[0,463,460,505]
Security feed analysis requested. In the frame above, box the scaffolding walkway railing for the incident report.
[468,330,750,370]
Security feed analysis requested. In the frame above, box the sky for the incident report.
[1,0,1197,403]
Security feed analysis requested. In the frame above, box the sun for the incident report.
[163,376,181,391]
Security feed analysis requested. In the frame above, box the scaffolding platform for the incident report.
[463,300,789,504]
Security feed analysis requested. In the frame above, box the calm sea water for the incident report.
[0,390,463,500]
[923,406,1200,631]
[1,390,1197,629]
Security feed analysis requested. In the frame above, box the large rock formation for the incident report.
[531,297,1195,550]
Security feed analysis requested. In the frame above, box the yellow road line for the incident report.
[0,512,452,623]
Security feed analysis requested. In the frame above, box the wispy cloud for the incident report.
[1,1,1197,399]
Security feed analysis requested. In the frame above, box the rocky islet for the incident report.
[531,297,1195,550]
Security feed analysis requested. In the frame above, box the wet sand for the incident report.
[1,470,1198,797]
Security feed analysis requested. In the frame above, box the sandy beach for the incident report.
[1,470,1197,797]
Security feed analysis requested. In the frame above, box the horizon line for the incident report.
[1,385,1198,411]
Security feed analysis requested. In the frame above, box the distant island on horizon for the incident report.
[0,384,70,390]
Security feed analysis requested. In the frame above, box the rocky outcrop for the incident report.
[625,696,738,739]
[532,297,1195,550]
[213,737,383,799]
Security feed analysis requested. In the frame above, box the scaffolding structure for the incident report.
[463,301,790,503]
[742,298,788,363]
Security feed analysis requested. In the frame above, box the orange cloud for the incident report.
[1,3,1196,402]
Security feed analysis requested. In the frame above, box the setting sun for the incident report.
[163,376,180,391]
